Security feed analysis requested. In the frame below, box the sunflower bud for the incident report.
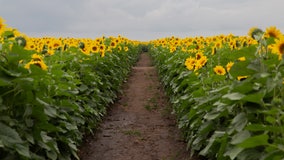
[248,27,264,40]
[15,36,26,47]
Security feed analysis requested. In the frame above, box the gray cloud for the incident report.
[0,0,284,40]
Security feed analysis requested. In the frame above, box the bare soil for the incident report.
[78,53,199,160]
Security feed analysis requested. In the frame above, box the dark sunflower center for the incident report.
[279,43,284,54]
[268,31,277,38]
[53,43,60,48]
[92,46,98,51]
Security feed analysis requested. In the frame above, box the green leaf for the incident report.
[15,143,31,158]
[224,146,244,160]
[199,131,225,156]
[230,60,255,79]
[265,116,276,124]
[231,81,253,94]
[0,122,31,157]
[40,131,52,143]
[246,124,283,132]
[231,112,248,132]
[0,139,4,147]
[231,130,251,145]
[0,122,23,144]
[44,105,58,118]
[79,84,88,92]
[222,92,245,100]
[37,98,58,118]
[204,110,221,120]
[0,77,11,86]
[262,150,284,160]
[47,151,57,160]
[241,92,265,105]
[236,148,264,160]
[237,134,269,148]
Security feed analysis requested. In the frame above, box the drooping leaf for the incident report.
[224,146,244,160]
[222,92,245,100]
[15,143,31,158]
[241,92,265,105]
[0,122,23,144]
[237,134,269,148]
[231,130,251,145]
[230,112,248,132]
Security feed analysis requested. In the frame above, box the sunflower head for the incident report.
[185,57,196,71]
[195,52,204,60]
[124,46,129,52]
[237,76,248,81]
[238,56,246,61]
[248,27,263,40]
[213,65,226,75]
[110,41,117,48]
[226,61,234,72]
[24,54,48,71]
[15,36,26,47]
[271,37,284,59]
[0,17,6,33]
[264,26,282,39]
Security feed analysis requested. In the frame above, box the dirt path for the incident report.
[78,53,196,160]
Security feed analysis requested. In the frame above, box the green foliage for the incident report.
[149,36,284,160]
[0,33,140,159]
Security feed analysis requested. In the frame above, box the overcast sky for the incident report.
[0,0,283,41]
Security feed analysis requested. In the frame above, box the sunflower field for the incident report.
[149,27,284,159]
[1,15,284,160]
[0,17,141,159]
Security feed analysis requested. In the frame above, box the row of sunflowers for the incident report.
[149,26,284,160]
[0,17,141,159]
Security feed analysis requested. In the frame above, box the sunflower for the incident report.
[25,41,36,51]
[50,39,62,49]
[238,56,246,61]
[24,60,48,70]
[46,49,55,55]
[24,54,48,71]
[79,46,90,55]
[100,51,105,57]
[229,39,237,50]
[197,56,207,67]
[214,40,223,49]
[31,54,44,61]
[211,47,217,55]
[226,61,234,72]
[264,26,282,39]
[214,65,226,75]
[195,52,203,60]
[185,57,196,70]
[118,46,122,51]
[90,43,99,53]
[194,56,207,71]
[0,17,6,34]
[237,76,248,81]
[170,46,176,53]
[194,62,203,71]
[271,36,284,58]
[247,27,263,39]
[99,44,106,52]
[124,46,129,52]
[248,27,258,37]
[110,41,117,48]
